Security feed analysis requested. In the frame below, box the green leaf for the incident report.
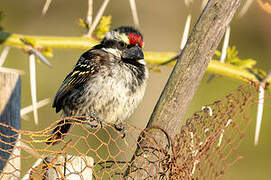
[226,46,239,63]
[78,18,88,29]
[231,58,256,68]
[41,47,53,58]
[20,37,36,47]
[93,16,112,40]
[221,46,257,69]
[214,50,221,57]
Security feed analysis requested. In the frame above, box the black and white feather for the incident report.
[47,26,148,145]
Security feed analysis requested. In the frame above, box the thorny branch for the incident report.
[0,31,270,90]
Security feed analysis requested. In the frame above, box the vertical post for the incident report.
[0,71,21,179]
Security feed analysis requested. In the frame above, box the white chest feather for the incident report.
[73,63,148,124]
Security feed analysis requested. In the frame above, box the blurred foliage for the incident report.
[78,15,112,40]
[20,37,53,58]
[93,16,112,40]
[215,46,256,69]
[20,37,36,47]
[214,46,266,80]
[78,18,88,30]
[41,47,53,58]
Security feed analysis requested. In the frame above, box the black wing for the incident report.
[53,49,107,113]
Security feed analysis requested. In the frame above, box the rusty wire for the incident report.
[0,82,263,179]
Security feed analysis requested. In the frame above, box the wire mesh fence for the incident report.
[0,82,263,179]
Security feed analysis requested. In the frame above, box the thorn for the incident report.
[254,70,271,145]
[239,0,254,18]
[220,26,230,63]
[184,0,193,7]
[86,0,93,28]
[180,14,191,50]
[42,0,53,16]
[0,46,10,67]
[129,0,140,29]
[29,54,39,125]
[21,98,50,117]
[87,0,111,37]
[29,47,52,68]
[254,86,264,146]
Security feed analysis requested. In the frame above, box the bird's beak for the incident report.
[122,45,144,60]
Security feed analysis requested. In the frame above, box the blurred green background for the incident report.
[1,0,271,179]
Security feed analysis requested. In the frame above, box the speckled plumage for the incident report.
[47,26,148,145]
[57,48,148,123]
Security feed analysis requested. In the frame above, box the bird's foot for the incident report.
[114,123,126,138]
[76,113,103,129]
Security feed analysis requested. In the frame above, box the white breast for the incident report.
[77,63,148,124]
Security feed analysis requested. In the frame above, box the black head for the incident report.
[102,26,143,47]
[100,26,145,63]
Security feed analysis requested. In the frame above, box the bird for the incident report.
[46,26,148,145]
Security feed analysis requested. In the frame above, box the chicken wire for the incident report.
[0,83,263,179]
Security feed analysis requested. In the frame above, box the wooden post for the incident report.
[0,71,21,179]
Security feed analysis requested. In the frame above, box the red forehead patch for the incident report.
[128,33,143,47]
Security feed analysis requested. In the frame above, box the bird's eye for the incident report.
[117,41,126,49]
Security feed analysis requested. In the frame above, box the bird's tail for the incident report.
[46,119,72,145]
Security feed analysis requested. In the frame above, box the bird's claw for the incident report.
[114,123,126,138]
[76,113,103,129]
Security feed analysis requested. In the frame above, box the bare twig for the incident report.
[129,0,140,28]
[87,0,110,37]
[180,14,191,50]
[1,32,270,90]
[254,70,271,145]
[29,54,38,125]
[220,26,230,63]
[148,0,241,134]
[28,47,52,67]
[21,98,50,117]
[255,86,264,146]
[184,0,194,7]
[239,0,254,17]
[42,0,53,16]
[87,0,93,29]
